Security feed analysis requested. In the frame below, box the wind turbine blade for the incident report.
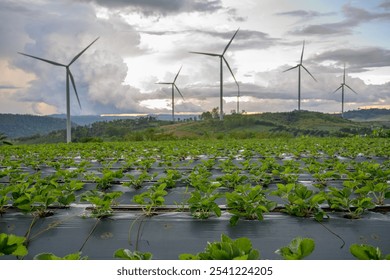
[283,65,299,72]
[301,64,317,82]
[173,66,182,83]
[68,69,82,109]
[332,85,342,94]
[222,28,240,55]
[300,40,305,64]
[18,52,66,67]
[156,82,173,85]
[223,57,237,83]
[174,84,184,100]
[189,51,220,57]
[345,84,358,95]
[69,37,99,66]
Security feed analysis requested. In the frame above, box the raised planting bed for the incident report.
[1,137,389,260]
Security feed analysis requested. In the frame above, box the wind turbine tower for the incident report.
[156,66,184,122]
[283,40,317,111]
[333,64,357,118]
[19,37,99,143]
[236,81,240,114]
[190,28,240,120]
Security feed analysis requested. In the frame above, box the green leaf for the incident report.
[233,237,252,253]
[58,194,76,206]
[276,237,315,260]
[114,249,152,260]
[298,238,315,258]
[0,233,28,257]
[179,253,199,260]
[350,244,382,260]
[229,215,240,226]
[34,252,87,260]
[213,205,221,217]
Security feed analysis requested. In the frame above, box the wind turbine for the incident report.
[283,40,317,111]
[236,81,240,114]
[156,66,184,122]
[190,28,239,120]
[333,64,357,118]
[18,37,99,143]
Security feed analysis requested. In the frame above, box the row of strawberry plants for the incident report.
[1,161,389,220]
[2,232,388,260]
[1,137,389,167]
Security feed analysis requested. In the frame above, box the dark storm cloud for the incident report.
[5,0,148,115]
[0,85,19,90]
[379,1,390,10]
[312,47,390,70]
[138,28,277,65]
[288,4,390,36]
[0,1,36,58]
[189,29,278,51]
[76,0,224,15]
[275,10,335,18]
[291,24,349,36]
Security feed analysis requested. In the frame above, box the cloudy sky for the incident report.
[1,0,389,116]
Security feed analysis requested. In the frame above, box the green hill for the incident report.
[9,110,390,144]
[0,114,72,138]
[162,110,382,139]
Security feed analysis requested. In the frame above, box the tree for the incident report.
[211,107,220,119]
[0,133,12,145]
[200,111,213,121]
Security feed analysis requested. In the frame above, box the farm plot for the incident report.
[1,137,389,260]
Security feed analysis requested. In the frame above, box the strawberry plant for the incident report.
[179,234,260,260]
[134,158,155,171]
[350,244,390,260]
[187,188,221,219]
[355,181,390,205]
[271,183,327,221]
[275,237,315,260]
[327,182,375,219]
[0,233,28,258]
[186,164,212,189]
[157,169,182,188]
[311,169,341,188]
[12,175,60,217]
[248,169,273,186]
[216,171,248,189]
[278,160,301,183]
[95,168,124,190]
[186,166,222,219]
[133,183,168,216]
[80,190,122,218]
[218,158,236,173]
[259,157,280,173]
[200,158,216,170]
[124,170,155,189]
[114,249,152,260]
[0,184,14,214]
[34,252,88,260]
[226,184,276,226]
[240,158,258,171]
[57,180,84,207]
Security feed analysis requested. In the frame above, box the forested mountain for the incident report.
[0,114,71,138]
[343,108,390,122]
